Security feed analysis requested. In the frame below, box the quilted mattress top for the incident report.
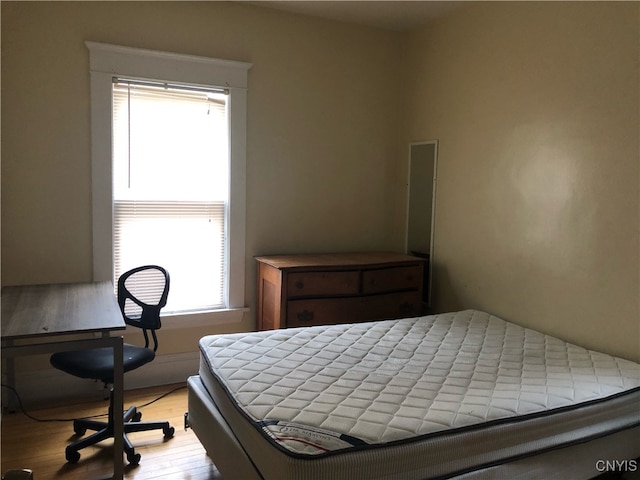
[199,310,640,456]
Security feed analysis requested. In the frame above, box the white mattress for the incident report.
[197,310,640,479]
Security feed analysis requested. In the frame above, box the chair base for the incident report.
[65,389,175,465]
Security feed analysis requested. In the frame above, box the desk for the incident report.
[1,281,126,480]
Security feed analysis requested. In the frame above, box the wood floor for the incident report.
[1,383,222,480]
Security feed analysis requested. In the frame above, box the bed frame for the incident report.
[187,376,639,479]
[186,311,640,479]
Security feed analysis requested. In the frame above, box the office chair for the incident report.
[50,265,175,465]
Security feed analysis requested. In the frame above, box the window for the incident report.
[87,42,251,322]
[112,80,228,313]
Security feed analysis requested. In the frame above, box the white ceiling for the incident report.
[248,1,464,32]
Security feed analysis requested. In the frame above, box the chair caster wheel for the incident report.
[132,411,142,422]
[164,426,175,438]
[127,452,141,465]
[73,421,86,436]
[66,448,81,463]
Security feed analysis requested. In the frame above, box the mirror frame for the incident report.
[405,140,438,309]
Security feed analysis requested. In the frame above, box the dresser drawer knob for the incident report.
[295,280,305,289]
[297,309,315,323]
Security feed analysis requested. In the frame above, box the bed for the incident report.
[186,310,640,479]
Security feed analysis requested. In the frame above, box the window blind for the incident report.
[112,80,228,313]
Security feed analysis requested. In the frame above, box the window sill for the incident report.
[160,307,250,330]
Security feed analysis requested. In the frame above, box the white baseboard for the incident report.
[10,351,200,407]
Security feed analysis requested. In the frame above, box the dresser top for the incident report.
[255,252,424,270]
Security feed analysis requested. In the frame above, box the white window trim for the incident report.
[87,41,251,324]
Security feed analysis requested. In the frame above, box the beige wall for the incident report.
[1,1,402,355]
[400,1,639,361]
[2,1,639,368]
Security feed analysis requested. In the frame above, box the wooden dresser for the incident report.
[256,252,425,330]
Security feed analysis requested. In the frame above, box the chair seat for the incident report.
[50,344,155,384]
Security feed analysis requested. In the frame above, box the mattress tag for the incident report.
[260,420,367,455]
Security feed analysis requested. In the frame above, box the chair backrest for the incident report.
[117,265,170,351]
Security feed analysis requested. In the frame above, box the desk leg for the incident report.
[2,339,18,412]
[1,335,125,480]
[111,337,124,480]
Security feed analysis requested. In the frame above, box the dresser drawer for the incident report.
[287,298,361,327]
[359,291,422,320]
[286,291,422,328]
[286,271,359,298]
[362,265,422,294]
